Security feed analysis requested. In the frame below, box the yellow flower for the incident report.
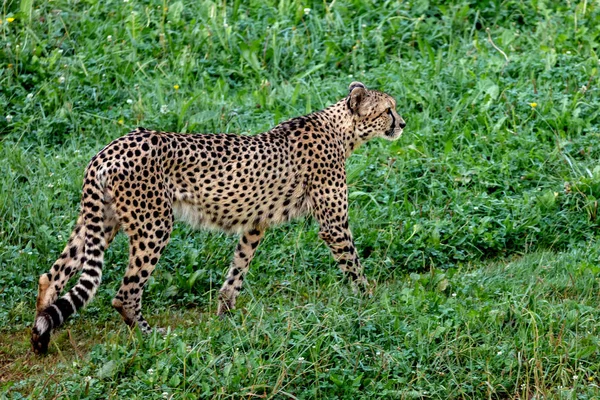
[529,102,537,108]
[173,84,180,90]
[118,119,124,125]
[7,17,15,23]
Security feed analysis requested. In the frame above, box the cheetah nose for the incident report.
[399,120,406,129]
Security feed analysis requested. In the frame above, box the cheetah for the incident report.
[31,82,406,354]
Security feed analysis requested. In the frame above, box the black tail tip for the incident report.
[31,314,51,355]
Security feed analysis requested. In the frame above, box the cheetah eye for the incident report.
[376,108,391,119]
[377,108,391,119]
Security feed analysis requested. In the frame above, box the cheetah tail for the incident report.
[31,177,107,354]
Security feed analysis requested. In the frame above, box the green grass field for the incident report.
[2,0,600,398]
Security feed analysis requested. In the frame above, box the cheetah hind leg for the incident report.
[112,222,172,335]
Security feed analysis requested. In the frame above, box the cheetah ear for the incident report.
[347,82,367,115]
[348,82,366,92]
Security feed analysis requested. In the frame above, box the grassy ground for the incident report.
[1,0,600,398]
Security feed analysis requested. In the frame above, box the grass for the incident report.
[1,0,600,398]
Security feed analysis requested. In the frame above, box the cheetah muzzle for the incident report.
[31,81,406,354]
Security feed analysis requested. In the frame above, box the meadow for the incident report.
[1,0,600,398]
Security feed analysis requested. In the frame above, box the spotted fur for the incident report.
[31,82,406,354]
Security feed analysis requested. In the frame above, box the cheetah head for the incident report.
[346,82,405,142]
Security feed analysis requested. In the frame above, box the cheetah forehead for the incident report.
[364,90,397,113]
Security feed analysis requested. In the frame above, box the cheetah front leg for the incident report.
[311,185,369,288]
[318,223,368,287]
[217,228,264,316]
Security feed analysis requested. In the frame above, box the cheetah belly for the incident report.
[172,200,218,231]
[172,180,312,234]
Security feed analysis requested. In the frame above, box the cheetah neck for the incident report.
[319,99,360,158]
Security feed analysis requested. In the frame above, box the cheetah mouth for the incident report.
[385,128,402,139]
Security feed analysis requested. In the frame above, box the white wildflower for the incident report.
[497,351,503,355]
[85,376,92,382]
[126,99,133,104]
[147,368,155,374]
[298,357,305,361]
[107,35,113,42]
[160,105,169,114]
[303,8,311,15]
[58,76,65,84]
[451,293,457,297]
[26,93,34,100]
[5,115,13,123]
